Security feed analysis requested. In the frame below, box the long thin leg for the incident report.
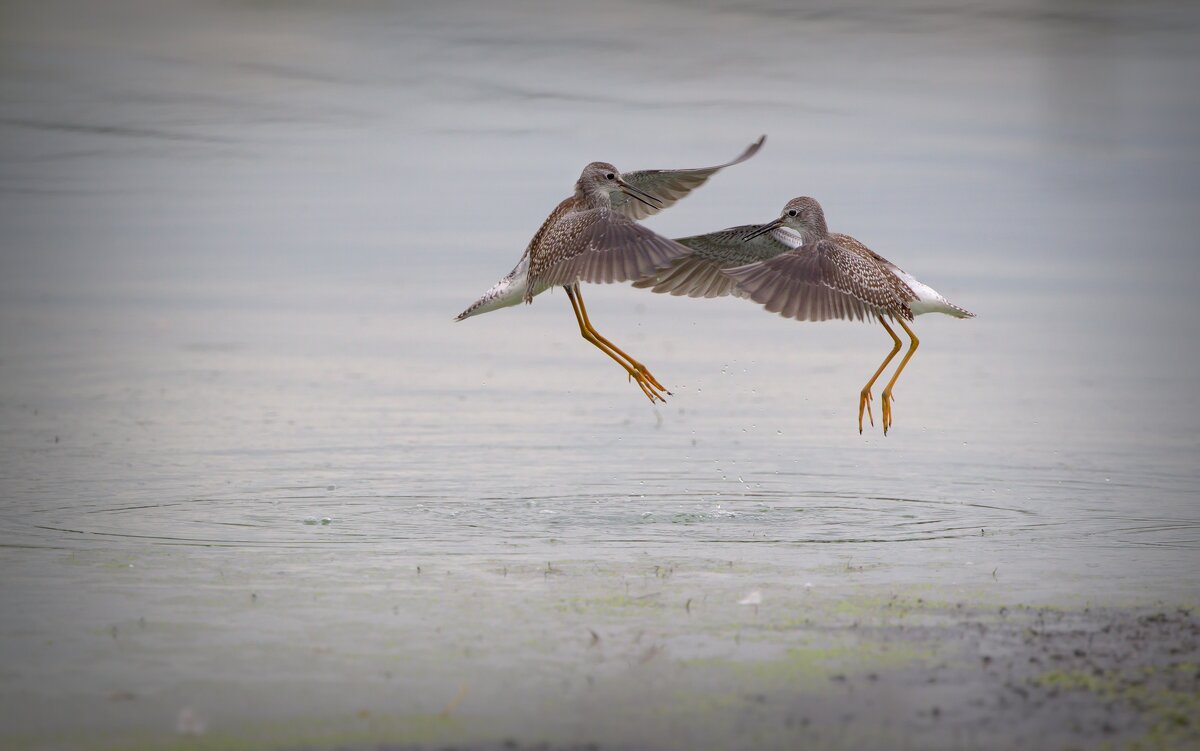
[565,285,666,403]
[859,316,903,434]
[566,286,641,376]
[881,318,920,435]
[572,286,669,394]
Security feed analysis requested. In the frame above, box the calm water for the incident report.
[1,1,1198,748]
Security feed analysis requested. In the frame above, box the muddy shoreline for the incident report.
[44,591,1196,751]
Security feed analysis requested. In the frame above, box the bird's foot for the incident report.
[881,390,895,435]
[858,389,875,434]
[628,367,668,403]
[626,360,669,395]
[624,361,671,402]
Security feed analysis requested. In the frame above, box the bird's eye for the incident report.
[605,173,615,180]
[787,209,798,217]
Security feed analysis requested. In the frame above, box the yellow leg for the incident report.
[572,286,669,394]
[881,318,920,435]
[566,286,641,377]
[859,316,903,434]
[565,285,666,403]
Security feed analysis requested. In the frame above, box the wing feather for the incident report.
[529,208,692,292]
[631,223,789,298]
[610,136,765,221]
[723,239,916,322]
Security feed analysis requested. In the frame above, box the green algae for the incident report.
[748,642,929,683]
[1031,664,1199,751]
[682,637,932,689]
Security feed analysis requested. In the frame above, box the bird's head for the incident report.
[744,196,828,242]
[575,162,662,210]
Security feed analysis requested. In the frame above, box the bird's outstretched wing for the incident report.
[632,224,786,298]
[722,239,916,322]
[528,208,692,295]
[610,136,765,221]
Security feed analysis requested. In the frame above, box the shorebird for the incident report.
[634,196,973,433]
[456,136,765,403]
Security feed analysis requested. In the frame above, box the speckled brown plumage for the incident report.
[524,197,689,302]
[456,137,767,404]
[711,196,974,434]
[522,137,767,303]
[722,197,918,322]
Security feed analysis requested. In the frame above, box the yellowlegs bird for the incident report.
[635,196,973,433]
[456,136,765,403]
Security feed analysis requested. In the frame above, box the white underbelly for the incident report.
[456,256,549,321]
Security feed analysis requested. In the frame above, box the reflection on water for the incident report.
[0,0,1198,747]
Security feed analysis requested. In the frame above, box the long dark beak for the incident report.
[743,218,783,241]
[618,179,664,210]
